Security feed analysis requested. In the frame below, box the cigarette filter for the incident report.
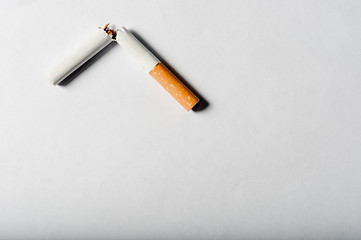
[48,26,115,85]
[116,27,199,111]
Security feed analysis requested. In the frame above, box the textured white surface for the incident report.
[1,0,361,239]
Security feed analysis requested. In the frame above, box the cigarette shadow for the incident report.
[59,41,118,86]
[130,31,209,112]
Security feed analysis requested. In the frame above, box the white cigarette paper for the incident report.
[116,27,160,73]
[48,29,113,85]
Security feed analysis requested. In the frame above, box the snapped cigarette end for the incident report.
[48,24,115,85]
[102,23,117,39]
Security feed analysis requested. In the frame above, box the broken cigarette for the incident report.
[48,25,115,85]
[48,24,199,111]
[116,27,199,111]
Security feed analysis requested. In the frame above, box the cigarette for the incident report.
[116,27,199,111]
[48,25,115,85]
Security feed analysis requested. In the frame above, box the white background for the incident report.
[1,0,361,239]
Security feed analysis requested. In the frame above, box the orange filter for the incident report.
[150,63,199,111]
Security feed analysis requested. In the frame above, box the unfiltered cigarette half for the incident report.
[48,28,113,85]
[116,27,199,111]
